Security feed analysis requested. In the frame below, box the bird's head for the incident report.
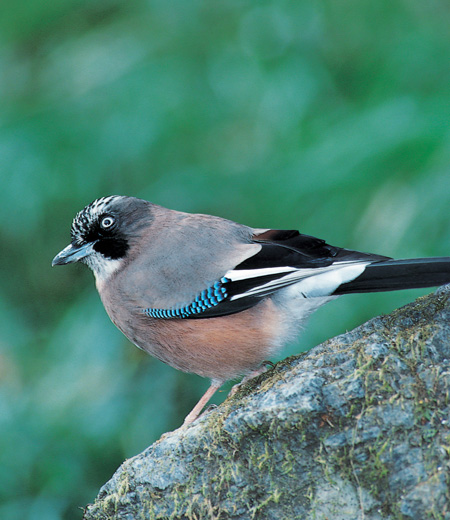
[52,195,150,282]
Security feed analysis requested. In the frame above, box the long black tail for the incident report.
[334,257,450,295]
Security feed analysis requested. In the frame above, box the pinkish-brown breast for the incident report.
[100,285,284,382]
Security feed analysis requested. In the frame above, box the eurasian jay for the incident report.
[52,196,450,425]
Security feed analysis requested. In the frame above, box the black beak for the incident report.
[52,242,96,266]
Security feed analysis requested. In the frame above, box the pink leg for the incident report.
[183,381,223,426]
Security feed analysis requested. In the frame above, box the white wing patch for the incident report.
[286,263,369,298]
[225,261,369,301]
[225,266,297,281]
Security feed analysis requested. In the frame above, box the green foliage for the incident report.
[0,1,449,518]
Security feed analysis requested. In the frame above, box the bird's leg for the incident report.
[182,362,275,425]
[183,381,222,426]
[229,361,275,397]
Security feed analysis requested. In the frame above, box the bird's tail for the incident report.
[334,257,450,295]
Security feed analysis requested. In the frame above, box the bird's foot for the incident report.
[229,361,274,397]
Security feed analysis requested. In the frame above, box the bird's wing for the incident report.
[142,229,390,320]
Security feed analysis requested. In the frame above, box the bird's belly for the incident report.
[105,298,285,382]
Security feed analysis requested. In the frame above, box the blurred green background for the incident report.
[1,0,450,518]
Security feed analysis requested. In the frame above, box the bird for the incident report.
[52,195,450,425]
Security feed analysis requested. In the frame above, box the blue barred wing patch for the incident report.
[142,277,230,319]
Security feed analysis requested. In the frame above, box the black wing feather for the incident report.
[188,230,388,319]
[250,229,389,267]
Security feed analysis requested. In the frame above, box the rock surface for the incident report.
[83,288,450,520]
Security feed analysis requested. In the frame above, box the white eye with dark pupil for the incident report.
[101,216,115,229]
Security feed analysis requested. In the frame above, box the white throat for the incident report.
[84,252,123,290]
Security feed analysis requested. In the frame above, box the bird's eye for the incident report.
[100,216,115,229]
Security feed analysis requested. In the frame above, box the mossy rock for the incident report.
[84,287,450,520]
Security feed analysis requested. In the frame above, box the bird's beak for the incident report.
[52,242,96,266]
